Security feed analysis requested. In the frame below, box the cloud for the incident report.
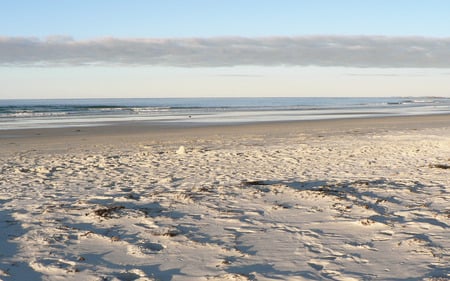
[1,35,450,68]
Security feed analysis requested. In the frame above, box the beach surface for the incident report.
[1,115,449,280]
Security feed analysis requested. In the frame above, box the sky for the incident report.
[1,0,450,99]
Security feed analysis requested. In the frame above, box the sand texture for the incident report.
[1,117,449,280]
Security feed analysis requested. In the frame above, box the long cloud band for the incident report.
[1,36,449,67]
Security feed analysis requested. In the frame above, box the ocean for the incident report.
[1,97,450,130]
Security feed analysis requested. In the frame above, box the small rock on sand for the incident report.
[176,146,186,154]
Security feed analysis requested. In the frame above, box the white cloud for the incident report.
[1,36,450,67]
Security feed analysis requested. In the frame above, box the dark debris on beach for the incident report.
[430,163,450,169]
[93,206,125,218]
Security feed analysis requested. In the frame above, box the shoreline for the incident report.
[2,113,450,138]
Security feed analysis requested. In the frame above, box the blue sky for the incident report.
[2,0,450,38]
[1,1,450,98]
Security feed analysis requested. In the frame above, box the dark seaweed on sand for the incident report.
[93,206,125,218]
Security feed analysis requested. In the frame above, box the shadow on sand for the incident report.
[0,199,43,280]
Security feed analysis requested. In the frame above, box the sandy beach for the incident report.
[1,115,449,281]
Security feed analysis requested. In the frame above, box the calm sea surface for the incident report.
[1,97,450,130]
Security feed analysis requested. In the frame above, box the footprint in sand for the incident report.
[115,269,150,281]
[29,258,78,274]
[127,241,165,257]
[308,259,328,271]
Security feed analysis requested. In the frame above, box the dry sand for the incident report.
[1,115,449,280]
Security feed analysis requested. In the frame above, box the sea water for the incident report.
[1,97,449,130]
